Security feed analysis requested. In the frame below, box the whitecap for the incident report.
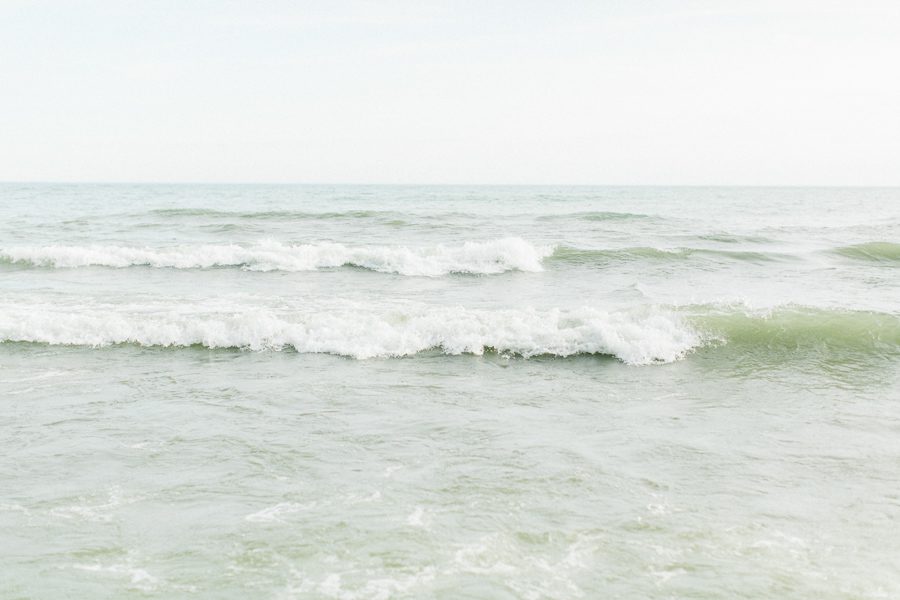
[0,238,553,277]
[0,301,702,365]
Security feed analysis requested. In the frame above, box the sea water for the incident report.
[2,184,899,598]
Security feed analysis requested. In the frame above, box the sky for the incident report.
[1,0,898,185]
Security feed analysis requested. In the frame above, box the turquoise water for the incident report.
[2,184,900,598]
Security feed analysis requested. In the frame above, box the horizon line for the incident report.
[2,180,899,188]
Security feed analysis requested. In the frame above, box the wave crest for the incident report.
[0,304,700,366]
[0,238,552,277]
[3,302,897,363]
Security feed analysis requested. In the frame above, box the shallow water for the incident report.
[2,184,899,598]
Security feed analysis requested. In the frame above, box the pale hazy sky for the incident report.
[1,1,898,185]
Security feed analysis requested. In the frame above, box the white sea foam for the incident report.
[450,532,600,598]
[0,238,552,276]
[72,563,159,591]
[49,485,136,523]
[0,302,702,365]
[406,506,428,528]
[245,502,312,523]
[284,566,437,600]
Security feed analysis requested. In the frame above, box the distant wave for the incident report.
[536,211,651,222]
[7,240,894,274]
[695,233,774,244]
[0,304,701,365]
[149,208,388,219]
[547,240,899,265]
[549,246,784,264]
[0,238,552,277]
[832,242,900,263]
[149,208,651,223]
[146,208,477,224]
[2,303,897,364]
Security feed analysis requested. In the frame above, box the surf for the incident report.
[0,303,702,365]
[0,238,553,277]
[3,302,897,365]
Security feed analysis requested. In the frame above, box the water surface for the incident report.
[2,184,899,598]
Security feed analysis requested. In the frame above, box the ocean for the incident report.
[2,184,899,598]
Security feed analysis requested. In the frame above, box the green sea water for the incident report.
[2,184,899,598]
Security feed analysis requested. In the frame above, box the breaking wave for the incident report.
[0,238,552,277]
[0,304,701,366]
[8,240,899,274]
[2,302,896,364]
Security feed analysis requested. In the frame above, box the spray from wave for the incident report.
[0,238,553,277]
